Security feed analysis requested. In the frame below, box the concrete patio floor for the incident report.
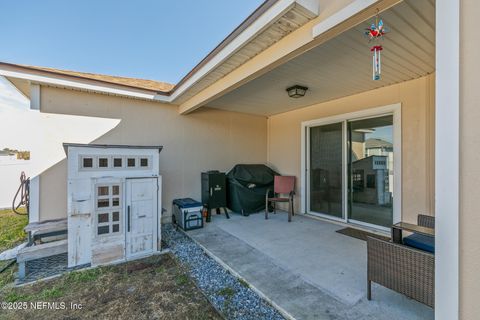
[187,211,434,320]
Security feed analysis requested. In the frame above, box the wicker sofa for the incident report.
[367,215,435,308]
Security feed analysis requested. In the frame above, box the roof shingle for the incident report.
[11,63,174,93]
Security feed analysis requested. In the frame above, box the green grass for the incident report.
[39,286,64,299]
[0,254,223,319]
[2,267,105,302]
[217,286,236,299]
[0,261,16,288]
[155,265,166,274]
[63,267,103,284]
[0,208,28,288]
[0,207,28,253]
[4,290,31,302]
[175,274,189,286]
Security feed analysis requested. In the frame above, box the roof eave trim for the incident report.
[0,66,171,102]
[168,0,320,101]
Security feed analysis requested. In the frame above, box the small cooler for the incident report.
[172,198,204,231]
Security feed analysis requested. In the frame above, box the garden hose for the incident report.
[12,171,29,216]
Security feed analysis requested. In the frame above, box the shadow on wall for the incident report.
[0,103,120,210]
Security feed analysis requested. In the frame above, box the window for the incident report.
[95,184,122,236]
[83,157,93,168]
[352,170,364,191]
[98,226,110,235]
[127,158,136,167]
[113,158,123,168]
[79,155,153,170]
[98,186,109,196]
[367,174,376,188]
[98,157,109,168]
[98,213,109,223]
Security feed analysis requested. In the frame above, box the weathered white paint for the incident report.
[28,176,40,223]
[66,145,161,268]
[125,178,158,259]
[435,0,459,318]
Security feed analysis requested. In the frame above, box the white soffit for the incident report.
[206,0,435,116]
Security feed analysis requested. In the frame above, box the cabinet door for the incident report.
[125,178,158,259]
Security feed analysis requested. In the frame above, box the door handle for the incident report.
[127,205,131,232]
[138,214,146,218]
[210,187,213,196]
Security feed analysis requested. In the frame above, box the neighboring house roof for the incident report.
[6,63,175,93]
[365,138,393,149]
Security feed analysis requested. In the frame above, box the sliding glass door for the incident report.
[308,123,343,218]
[306,110,397,229]
[347,116,394,228]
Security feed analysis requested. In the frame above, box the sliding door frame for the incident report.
[301,103,402,229]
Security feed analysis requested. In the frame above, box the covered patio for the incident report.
[184,1,438,318]
[188,212,434,320]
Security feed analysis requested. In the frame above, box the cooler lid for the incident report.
[173,198,202,208]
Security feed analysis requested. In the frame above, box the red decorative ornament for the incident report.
[365,11,388,80]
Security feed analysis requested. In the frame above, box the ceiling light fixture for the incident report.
[286,85,308,98]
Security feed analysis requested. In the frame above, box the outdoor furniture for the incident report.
[367,214,435,308]
[392,215,435,253]
[265,176,295,222]
[391,222,435,243]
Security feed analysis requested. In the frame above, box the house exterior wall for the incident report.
[38,86,267,222]
[459,0,480,318]
[267,74,435,224]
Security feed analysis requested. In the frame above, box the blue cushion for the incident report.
[403,233,435,253]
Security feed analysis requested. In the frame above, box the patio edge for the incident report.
[179,227,296,320]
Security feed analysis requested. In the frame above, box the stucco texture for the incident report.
[267,75,435,224]
[459,0,480,318]
[39,87,267,222]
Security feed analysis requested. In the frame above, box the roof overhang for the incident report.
[0,63,163,101]
[177,0,403,114]
[169,0,320,103]
[0,0,319,104]
[203,0,435,116]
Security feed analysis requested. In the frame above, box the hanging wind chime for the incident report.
[365,11,388,80]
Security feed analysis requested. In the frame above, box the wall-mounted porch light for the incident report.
[286,85,308,98]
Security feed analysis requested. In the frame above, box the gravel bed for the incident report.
[163,224,285,320]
